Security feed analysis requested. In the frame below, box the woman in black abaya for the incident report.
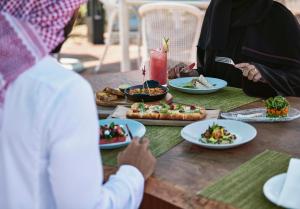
[197,0,300,97]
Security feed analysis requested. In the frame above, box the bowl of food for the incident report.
[200,123,237,144]
[181,119,257,149]
[99,119,146,149]
[265,96,289,118]
[124,80,168,102]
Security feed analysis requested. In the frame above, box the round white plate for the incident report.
[99,119,146,149]
[181,119,257,149]
[168,77,227,94]
[263,173,290,208]
[221,108,300,123]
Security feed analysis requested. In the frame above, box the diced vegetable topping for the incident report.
[201,123,236,144]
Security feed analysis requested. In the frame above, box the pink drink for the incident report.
[149,49,167,85]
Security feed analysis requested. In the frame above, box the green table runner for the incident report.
[101,87,260,166]
[199,150,291,209]
[170,87,260,112]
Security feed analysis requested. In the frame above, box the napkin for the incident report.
[278,158,300,209]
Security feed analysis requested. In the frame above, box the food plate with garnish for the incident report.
[221,96,300,122]
[99,119,146,149]
[168,75,227,94]
[181,119,257,149]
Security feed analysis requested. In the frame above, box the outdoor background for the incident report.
[59,0,300,75]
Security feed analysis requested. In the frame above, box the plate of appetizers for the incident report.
[221,96,300,122]
[99,119,146,149]
[181,119,257,149]
[168,75,227,94]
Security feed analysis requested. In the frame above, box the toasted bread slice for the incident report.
[103,87,124,97]
[96,92,118,102]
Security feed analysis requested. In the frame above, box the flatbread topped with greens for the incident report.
[126,102,206,121]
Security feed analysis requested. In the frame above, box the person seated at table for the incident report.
[0,1,156,209]
[170,0,300,98]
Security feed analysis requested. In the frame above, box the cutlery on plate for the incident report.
[215,56,235,66]
[125,124,133,140]
[126,124,144,143]
[236,113,264,118]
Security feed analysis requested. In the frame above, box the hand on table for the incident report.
[235,63,266,83]
[118,137,156,180]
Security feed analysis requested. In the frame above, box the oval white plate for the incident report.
[221,108,300,123]
[181,119,257,149]
[263,173,291,208]
[168,77,227,94]
[99,119,146,149]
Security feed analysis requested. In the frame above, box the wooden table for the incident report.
[85,71,300,209]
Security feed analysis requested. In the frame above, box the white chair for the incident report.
[138,3,205,68]
[94,0,140,72]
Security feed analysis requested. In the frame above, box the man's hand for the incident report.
[235,63,265,83]
[117,138,156,180]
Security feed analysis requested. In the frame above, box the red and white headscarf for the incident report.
[0,0,86,106]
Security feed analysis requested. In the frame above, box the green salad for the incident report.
[201,123,236,144]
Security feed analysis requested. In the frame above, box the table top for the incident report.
[85,70,300,209]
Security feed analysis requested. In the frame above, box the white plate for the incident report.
[99,119,146,149]
[221,108,300,122]
[181,119,257,149]
[263,173,291,208]
[168,77,227,94]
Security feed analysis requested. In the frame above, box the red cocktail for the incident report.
[149,49,168,85]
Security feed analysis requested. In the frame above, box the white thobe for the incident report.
[0,56,144,209]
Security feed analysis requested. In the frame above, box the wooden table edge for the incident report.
[104,167,237,209]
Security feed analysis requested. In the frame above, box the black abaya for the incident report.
[197,1,300,97]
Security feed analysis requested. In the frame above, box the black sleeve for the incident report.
[196,45,205,75]
[254,63,300,96]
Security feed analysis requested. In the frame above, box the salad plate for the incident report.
[181,119,256,149]
[221,107,300,122]
[99,119,146,149]
[168,76,227,94]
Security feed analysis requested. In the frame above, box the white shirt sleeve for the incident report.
[46,77,144,209]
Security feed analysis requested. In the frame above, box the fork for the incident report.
[125,124,133,140]
[215,56,235,66]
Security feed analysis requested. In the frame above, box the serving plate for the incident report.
[168,77,227,94]
[124,80,168,102]
[99,119,146,149]
[181,119,256,149]
[221,107,300,122]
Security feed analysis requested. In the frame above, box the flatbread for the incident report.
[126,103,206,121]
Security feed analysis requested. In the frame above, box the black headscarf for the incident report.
[199,0,273,50]
[198,0,300,68]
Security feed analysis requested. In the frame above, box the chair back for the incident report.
[139,2,205,67]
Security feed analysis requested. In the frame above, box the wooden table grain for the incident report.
[85,70,300,209]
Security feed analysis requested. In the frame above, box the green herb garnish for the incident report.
[265,96,289,110]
